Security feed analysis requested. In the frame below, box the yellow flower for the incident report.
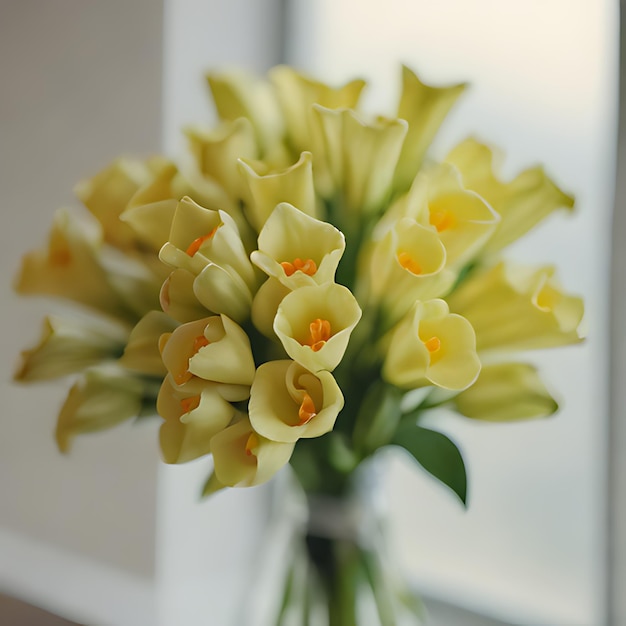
[445,137,575,254]
[269,65,366,156]
[251,202,345,289]
[251,277,290,339]
[447,262,585,351]
[74,156,165,251]
[210,416,295,487]
[452,362,558,422]
[311,106,408,215]
[156,377,236,464]
[393,66,466,191]
[14,210,140,321]
[15,315,127,382]
[160,315,255,388]
[366,216,454,326]
[160,196,257,322]
[274,283,362,373]
[382,299,480,390]
[186,118,257,201]
[118,311,178,376]
[55,366,145,453]
[159,268,211,324]
[207,68,283,158]
[249,360,344,442]
[238,152,318,232]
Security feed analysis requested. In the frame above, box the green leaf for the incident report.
[392,423,467,506]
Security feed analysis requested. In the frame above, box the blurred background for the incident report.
[0,1,619,624]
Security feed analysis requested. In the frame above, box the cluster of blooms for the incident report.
[14,65,584,501]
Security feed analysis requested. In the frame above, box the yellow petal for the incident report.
[452,362,558,422]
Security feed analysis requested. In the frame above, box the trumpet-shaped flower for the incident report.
[238,152,318,231]
[160,315,255,388]
[394,66,466,191]
[186,117,257,201]
[311,106,408,217]
[207,69,283,158]
[251,277,290,339]
[157,377,236,463]
[15,315,128,382]
[160,196,257,321]
[118,311,178,376]
[14,210,139,321]
[274,283,362,372]
[160,268,212,323]
[269,65,366,156]
[366,217,453,325]
[447,262,585,351]
[211,416,295,487]
[55,366,146,453]
[452,362,558,422]
[249,360,344,442]
[382,299,480,390]
[445,137,575,254]
[74,156,166,251]
[251,202,345,289]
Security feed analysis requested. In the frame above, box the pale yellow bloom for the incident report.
[366,217,454,326]
[251,277,290,339]
[207,69,283,158]
[159,196,257,322]
[269,65,366,156]
[311,106,408,215]
[156,377,236,464]
[249,360,344,442]
[159,268,211,323]
[452,362,558,421]
[447,262,585,351]
[210,416,295,487]
[382,299,480,390]
[445,137,575,254]
[394,66,467,191]
[274,283,362,373]
[118,311,178,376]
[74,156,166,251]
[15,210,141,321]
[160,315,255,388]
[56,366,145,453]
[238,152,318,232]
[15,315,127,382]
[251,202,345,289]
[186,118,257,201]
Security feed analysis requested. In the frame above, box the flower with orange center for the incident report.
[251,202,345,290]
[210,417,295,487]
[156,377,236,464]
[249,360,344,443]
[274,283,362,373]
[160,315,255,389]
[382,299,480,391]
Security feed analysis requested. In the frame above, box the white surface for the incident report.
[287,1,616,624]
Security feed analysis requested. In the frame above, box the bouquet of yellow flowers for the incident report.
[14,65,583,624]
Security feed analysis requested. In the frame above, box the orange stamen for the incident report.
[174,335,210,385]
[429,210,455,232]
[424,337,441,353]
[280,258,318,277]
[297,393,317,426]
[304,318,331,352]
[397,251,422,275]
[185,226,219,256]
[245,432,259,457]
[180,395,201,414]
